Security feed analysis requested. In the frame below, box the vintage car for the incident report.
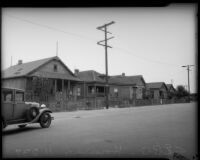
[2,87,53,129]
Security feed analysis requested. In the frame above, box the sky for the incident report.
[1,4,197,93]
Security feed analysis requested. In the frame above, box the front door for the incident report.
[13,90,27,120]
[2,88,14,121]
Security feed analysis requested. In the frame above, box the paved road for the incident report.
[2,102,197,159]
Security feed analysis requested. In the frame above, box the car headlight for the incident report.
[41,104,46,108]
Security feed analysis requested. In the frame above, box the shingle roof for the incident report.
[2,56,80,81]
[166,84,176,91]
[77,70,105,83]
[109,75,145,86]
[146,82,167,90]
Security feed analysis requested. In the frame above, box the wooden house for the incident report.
[75,70,106,99]
[146,82,168,99]
[109,74,146,100]
[2,56,81,103]
[166,84,176,99]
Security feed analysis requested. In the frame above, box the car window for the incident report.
[15,91,24,102]
[3,90,13,102]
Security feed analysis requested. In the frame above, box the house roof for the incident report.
[77,70,105,83]
[2,56,80,81]
[109,75,146,86]
[166,84,176,92]
[146,82,167,90]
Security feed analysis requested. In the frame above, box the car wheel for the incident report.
[18,124,27,128]
[26,107,39,122]
[39,112,51,128]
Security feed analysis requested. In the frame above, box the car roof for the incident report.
[2,87,25,92]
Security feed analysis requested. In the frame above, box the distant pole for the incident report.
[97,21,115,109]
[11,56,12,67]
[56,41,58,57]
[171,79,174,85]
[182,65,194,102]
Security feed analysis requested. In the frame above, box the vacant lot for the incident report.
[3,102,197,159]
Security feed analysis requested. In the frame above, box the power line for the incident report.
[5,14,187,68]
[114,47,179,67]
[5,14,97,42]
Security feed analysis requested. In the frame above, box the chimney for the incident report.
[18,60,23,65]
[122,73,125,76]
[74,69,79,76]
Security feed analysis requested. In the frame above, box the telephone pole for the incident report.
[182,65,194,102]
[56,41,58,57]
[97,21,115,109]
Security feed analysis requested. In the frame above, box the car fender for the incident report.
[30,108,53,123]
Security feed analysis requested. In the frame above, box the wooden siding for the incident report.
[2,78,27,90]
[30,59,73,78]
[136,87,143,99]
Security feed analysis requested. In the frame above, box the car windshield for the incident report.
[2,90,13,102]
[15,91,24,102]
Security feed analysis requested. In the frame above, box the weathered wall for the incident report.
[136,87,144,99]
[2,78,27,90]
[30,59,73,77]
[109,85,132,100]
[153,90,160,99]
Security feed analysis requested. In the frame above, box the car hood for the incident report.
[25,102,40,108]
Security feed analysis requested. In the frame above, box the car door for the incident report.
[13,90,27,120]
[2,88,14,121]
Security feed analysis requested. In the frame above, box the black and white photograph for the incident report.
[1,3,198,159]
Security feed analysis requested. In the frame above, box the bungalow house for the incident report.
[166,84,176,99]
[2,56,81,107]
[108,73,146,100]
[75,70,106,99]
[75,70,146,101]
[146,82,168,100]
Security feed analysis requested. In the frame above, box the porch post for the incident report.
[55,79,57,94]
[62,79,64,99]
[94,84,96,109]
[83,81,86,98]
[68,80,70,99]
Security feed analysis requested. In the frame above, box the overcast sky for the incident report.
[2,4,197,93]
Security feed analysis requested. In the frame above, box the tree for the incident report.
[175,85,189,99]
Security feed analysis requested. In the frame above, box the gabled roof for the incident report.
[2,56,80,81]
[166,84,176,92]
[77,70,105,83]
[109,75,146,86]
[146,82,168,90]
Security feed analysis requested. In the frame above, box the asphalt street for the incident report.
[2,102,197,159]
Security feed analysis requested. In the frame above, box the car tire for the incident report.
[18,124,27,128]
[26,107,39,122]
[39,112,51,128]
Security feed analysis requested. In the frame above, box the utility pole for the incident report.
[182,65,194,102]
[97,21,115,109]
[56,41,58,57]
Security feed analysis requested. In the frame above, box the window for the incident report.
[15,91,24,102]
[114,88,118,97]
[53,64,58,72]
[88,86,95,94]
[3,90,13,102]
[77,88,81,96]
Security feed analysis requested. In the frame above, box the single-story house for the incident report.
[2,56,81,103]
[146,82,168,99]
[108,73,146,100]
[166,84,176,99]
[75,70,106,98]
